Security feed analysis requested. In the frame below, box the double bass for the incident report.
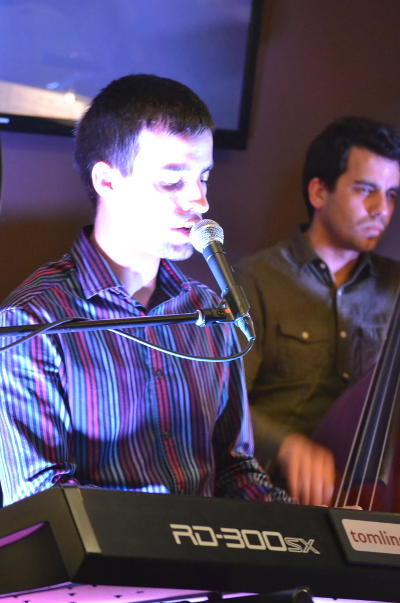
[313,286,400,511]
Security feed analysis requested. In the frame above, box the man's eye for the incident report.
[388,190,399,203]
[354,185,372,195]
[160,180,183,191]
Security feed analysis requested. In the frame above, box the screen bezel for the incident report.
[0,0,263,150]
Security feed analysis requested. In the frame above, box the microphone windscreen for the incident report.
[190,219,224,253]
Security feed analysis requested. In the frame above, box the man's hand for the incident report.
[277,433,336,506]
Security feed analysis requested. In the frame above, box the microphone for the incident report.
[190,219,255,342]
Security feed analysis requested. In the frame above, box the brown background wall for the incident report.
[2,0,400,298]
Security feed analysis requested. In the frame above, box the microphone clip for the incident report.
[195,303,256,343]
[195,306,231,327]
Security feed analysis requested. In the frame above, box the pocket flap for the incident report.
[278,318,327,343]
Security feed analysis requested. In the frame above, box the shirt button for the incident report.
[319,261,326,270]
[339,330,347,339]
[342,371,350,380]
[154,369,164,378]
[337,288,343,297]
[301,331,310,340]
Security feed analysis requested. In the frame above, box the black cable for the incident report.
[0,316,254,362]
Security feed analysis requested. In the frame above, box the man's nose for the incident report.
[368,191,390,216]
[181,181,209,214]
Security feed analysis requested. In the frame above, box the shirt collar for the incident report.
[157,256,192,298]
[289,225,319,268]
[71,226,191,300]
[289,224,374,278]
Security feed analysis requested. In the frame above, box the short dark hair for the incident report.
[74,74,215,205]
[302,116,400,219]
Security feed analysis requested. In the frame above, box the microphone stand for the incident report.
[0,307,230,338]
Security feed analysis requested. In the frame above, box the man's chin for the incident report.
[162,242,195,262]
[357,236,380,253]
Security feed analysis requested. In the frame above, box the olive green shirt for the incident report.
[237,227,400,464]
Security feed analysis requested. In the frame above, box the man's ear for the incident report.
[308,177,328,212]
[91,161,118,200]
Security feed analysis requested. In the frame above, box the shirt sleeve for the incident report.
[211,325,291,503]
[0,306,79,506]
[235,262,297,466]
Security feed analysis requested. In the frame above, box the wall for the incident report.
[1,0,400,298]
[0,131,92,297]
[210,0,400,261]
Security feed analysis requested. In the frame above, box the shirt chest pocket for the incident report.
[275,318,330,379]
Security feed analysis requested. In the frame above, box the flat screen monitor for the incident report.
[0,0,263,149]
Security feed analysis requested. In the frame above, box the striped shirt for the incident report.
[0,227,289,506]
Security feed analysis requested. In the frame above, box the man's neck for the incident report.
[305,225,361,288]
[90,228,160,305]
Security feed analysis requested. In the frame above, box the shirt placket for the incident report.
[145,325,186,493]
[335,286,352,384]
